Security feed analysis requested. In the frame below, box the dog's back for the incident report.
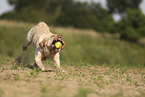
[33,22,51,35]
[31,22,53,48]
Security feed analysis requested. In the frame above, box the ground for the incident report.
[0,20,145,97]
[0,61,145,97]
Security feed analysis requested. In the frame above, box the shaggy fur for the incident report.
[23,22,65,71]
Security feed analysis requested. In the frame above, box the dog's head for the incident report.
[39,34,65,53]
[50,34,65,53]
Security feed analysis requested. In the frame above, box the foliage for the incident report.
[106,0,145,42]
[0,0,145,42]
[0,0,115,33]
[114,8,145,42]
[107,0,142,18]
[8,0,48,11]
[55,3,115,32]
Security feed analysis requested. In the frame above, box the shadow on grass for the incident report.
[14,55,35,69]
[14,55,55,72]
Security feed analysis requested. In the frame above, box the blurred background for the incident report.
[0,0,145,66]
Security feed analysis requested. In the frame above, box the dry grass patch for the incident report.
[0,63,145,97]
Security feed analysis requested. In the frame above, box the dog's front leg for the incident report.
[53,52,60,70]
[53,52,65,72]
[35,50,52,72]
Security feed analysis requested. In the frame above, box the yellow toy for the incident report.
[55,41,62,49]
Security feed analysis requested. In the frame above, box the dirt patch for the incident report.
[0,64,145,97]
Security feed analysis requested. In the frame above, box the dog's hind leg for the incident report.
[23,28,34,51]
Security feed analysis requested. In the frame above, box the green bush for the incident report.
[114,8,145,42]
[121,27,140,42]
[1,0,115,33]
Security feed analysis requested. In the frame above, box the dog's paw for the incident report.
[44,68,55,72]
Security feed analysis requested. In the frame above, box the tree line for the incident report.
[1,0,145,42]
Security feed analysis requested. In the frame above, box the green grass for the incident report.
[13,74,20,81]
[75,87,91,97]
[0,20,145,67]
[0,20,145,97]
[0,20,145,70]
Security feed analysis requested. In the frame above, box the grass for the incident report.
[0,88,5,97]
[13,74,20,81]
[0,19,145,66]
[75,87,91,97]
[0,20,145,97]
[0,58,145,97]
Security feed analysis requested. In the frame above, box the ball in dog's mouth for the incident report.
[52,36,63,52]
[55,41,62,49]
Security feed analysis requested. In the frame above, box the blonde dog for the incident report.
[22,22,65,72]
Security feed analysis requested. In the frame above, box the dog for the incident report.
[22,22,65,72]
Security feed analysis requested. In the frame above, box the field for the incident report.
[0,58,145,97]
[0,20,145,97]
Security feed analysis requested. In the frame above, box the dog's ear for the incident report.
[51,35,56,38]
[51,34,57,41]
[61,39,65,50]
[39,39,47,48]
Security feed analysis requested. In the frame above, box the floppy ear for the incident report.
[39,39,46,48]
[61,39,65,50]
[51,34,57,42]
